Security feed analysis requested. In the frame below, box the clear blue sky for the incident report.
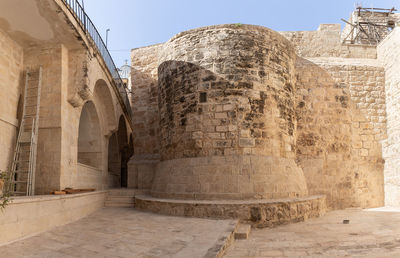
[82,0,399,66]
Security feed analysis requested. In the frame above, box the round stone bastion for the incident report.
[152,24,310,201]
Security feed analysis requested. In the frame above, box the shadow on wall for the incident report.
[127,67,159,190]
[106,116,133,188]
[295,57,384,210]
[118,116,130,188]
[153,59,308,200]
[148,59,384,207]
[77,101,102,169]
[157,60,298,160]
[108,132,120,187]
[130,67,160,156]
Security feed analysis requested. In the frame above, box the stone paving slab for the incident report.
[0,207,237,258]
[224,208,400,257]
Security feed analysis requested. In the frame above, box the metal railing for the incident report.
[62,0,132,118]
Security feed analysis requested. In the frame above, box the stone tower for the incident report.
[153,25,308,200]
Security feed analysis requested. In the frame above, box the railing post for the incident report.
[62,0,133,119]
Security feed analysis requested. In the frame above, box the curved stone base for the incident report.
[135,195,326,227]
[151,155,308,200]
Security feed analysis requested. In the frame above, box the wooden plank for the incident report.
[52,191,66,195]
[63,188,96,194]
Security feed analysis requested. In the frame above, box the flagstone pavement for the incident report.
[0,207,236,258]
[225,207,400,257]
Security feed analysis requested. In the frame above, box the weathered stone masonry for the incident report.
[130,23,387,210]
[153,25,308,200]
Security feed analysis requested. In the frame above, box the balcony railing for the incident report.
[61,0,132,118]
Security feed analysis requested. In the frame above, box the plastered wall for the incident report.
[0,28,23,172]
[378,27,400,206]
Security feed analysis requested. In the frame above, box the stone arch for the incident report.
[77,101,102,168]
[93,79,117,133]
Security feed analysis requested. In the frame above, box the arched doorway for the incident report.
[78,101,102,168]
[107,132,120,187]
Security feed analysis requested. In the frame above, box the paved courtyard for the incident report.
[3,206,400,258]
[0,207,236,258]
[225,207,400,257]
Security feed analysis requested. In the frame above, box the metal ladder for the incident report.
[8,67,42,196]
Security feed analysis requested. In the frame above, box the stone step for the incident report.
[107,189,149,196]
[104,201,134,207]
[234,223,251,240]
[106,196,134,202]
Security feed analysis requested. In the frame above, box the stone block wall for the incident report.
[131,23,387,209]
[0,28,23,172]
[280,24,377,59]
[23,45,66,194]
[152,25,308,200]
[295,58,384,209]
[0,191,107,245]
[6,44,132,194]
[131,44,162,157]
[378,27,400,206]
[128,44,163,189]
[157,25,298,160]
[308,59,386,141]
[281,23,386,209]
[0,0,134,196]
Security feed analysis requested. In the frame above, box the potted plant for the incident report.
[0,170,10,210]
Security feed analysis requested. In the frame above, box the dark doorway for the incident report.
[120,146,129,187]
[117,116,129,187]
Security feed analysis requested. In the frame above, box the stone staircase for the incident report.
[105,188,149,208]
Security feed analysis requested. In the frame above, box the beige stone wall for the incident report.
[0,191,106,245]
[152,155,307,200]
[131,23,386,208]
[131,44,162,156]
[0,28,23,172]
[378,27,400,206]
[0,0,134,197]
[23,45,65,194]
[19,42,133,194]
[307,58,386,141]
[127,44,162,190]
[74,164,107,190]
[295,58,384,209]
[60,49,133,192]
[280,24,377,59]
[279,23,385,209]
[152,25,309,200]
[158,25,299,160]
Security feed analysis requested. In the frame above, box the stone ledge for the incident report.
[134,195,327,227]
[0,190,107,245]
[9,190,108,204]
[205,220,238,258]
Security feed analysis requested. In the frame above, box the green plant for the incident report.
[234,23,243,27]
[0,170,11,211]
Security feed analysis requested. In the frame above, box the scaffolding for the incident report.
[342,6,397,45]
